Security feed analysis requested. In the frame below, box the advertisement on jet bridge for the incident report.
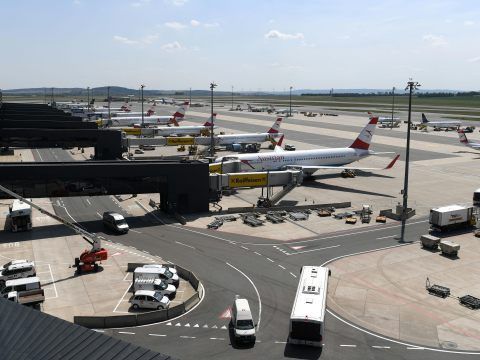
[229,173,268,188]
[166,137,195,146]
[122,128,141,136]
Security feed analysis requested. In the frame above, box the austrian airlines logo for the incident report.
[241,159,255,169]
[365,130,373,138]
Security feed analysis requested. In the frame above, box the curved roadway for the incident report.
[35,148,477,360]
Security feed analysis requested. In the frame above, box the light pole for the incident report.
[107,86,111,121]
[391,86,396,129]
[231,86,234,110]
[189,87,192,106]
[210,82,217,157]
[289,86,293,117]
[87,87,90,113]
[399,80,420,242]
[51,87,54,106]
[140,84,145,128]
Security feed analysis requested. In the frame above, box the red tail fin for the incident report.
[170,117,180,127]
[349,117,378,150]
[384,154,400,169]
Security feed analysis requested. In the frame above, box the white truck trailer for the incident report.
[7,199,32,232]
[429,205,474,232]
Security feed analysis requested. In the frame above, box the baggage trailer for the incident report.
[420,234,441,250]
[439,240,460,257]
[429,205,474,232]
[459,295,480,310]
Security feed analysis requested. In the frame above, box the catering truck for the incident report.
[429,205,474,232]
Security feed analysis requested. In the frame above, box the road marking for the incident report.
[93,329,105,333]
[240,246,249,250]
[372,346,390,349]
[113,283,132,313]
[175,323,181,326]
[275,341,287,344]
[278,264,286,270]
[123,272,130,281]
[185,323,190,327]
[35,149,44,162]
[180,336,196,339]
[289,272,297,278]
[193,324,199,328]
[266,257,274,262]
[340,344,357,347]
[175,241,195,249]
[210,337,225,340]
[85,198,91,206]
[376,235,396,240]
[130,229,142,234]
[203,324,208,328]
[212,325,218,329]
[166,322,172,326]
[149,334,167,337]
[226,262,262,332]
[288,244,341,255]
[96,212,102,218]
[118,331,135,335]
[47,264,58,299]
[407,347,425,350]
[254,251,262,256]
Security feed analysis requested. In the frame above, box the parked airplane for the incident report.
[368,112,400,127]
[421,113,461,130]
[110,102,189,126]
[214,117,283,147]
[247,104,273,112]
[215,117,399,176]
[457,130,480,150]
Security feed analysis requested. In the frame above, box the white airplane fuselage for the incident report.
[216,133,282,146]
[424,121,461,129]
[112,116,175,126]
[218,148,370,172]
[155,125,211,137]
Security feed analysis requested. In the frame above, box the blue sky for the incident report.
[1,0,479,90]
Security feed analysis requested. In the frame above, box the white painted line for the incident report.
[175,323,181,326]
[35,149,44,162]
[85,198,91,206]
[372,346,390,349]
[122,272,130,281]
[289,272,297,278]
[407,347,425,350]
[96,212,102,218]
[289,244,341,255]
[210,338,225,340]
[254,251,262,256]
[226,262,262,332]
[275,341,287,344]
[130,229,142,234]
[376,235,396,240]
[149,334,167,337]
[48,264,58,299]
[340,344,357,347]
[266,257,274,262]
[175,241,195,249]
[278,264,286,270]
[113,283,131,313]
[93,329,105,333]
[180,336,196,339]
[240,246,249,250]
[118,331,135,335]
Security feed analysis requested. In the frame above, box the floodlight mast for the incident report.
[209,82,217,157]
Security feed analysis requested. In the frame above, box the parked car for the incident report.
[134,149,144,154]
[284,144,296,151]
[142,264,178,275]
[1,277,41,297]
[130,290,170,310]
[102,212,129,234]
[0,261,36,287]
[231,296,256,345]
[133,277,177,296]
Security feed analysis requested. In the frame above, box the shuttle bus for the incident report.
[288,266,329,347]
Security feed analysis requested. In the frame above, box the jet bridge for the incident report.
[209,169,303,206]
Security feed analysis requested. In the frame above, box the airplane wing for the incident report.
[286,154,400,172]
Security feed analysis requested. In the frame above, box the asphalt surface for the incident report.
[27,147,480,359]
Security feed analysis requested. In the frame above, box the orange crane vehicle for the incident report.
[0,184,108,274]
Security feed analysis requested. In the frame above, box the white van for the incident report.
[1,277,41,297]
[130,290,170,310]
[0,261,36,286]
[231,296,256,345]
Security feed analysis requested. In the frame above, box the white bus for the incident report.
[8,199,32,232]
[288,266,330,347]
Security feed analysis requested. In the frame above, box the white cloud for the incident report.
[113,34,159,45]
[165,21,187,30]
[464,20,475,26]
[190,19,201,27]
[161,41,185,52]
[264,30,304,40]
[113,35,139,45]
[467,56,480,63]
[422,34,447,47]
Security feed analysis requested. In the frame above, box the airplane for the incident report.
[214,116,400,176]
[125,118,217,136]
[247,104,273,113]
[368,112,400,128]
[149,98,177,105]
[420,113,461,131]
[214,117,284,147]
[110,101,190,127]
[457,130,480,150]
